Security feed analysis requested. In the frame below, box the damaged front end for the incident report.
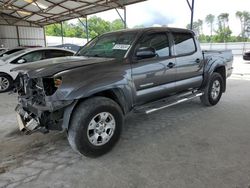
[15,74,74,134]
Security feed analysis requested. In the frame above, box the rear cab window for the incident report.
[136,32,170,58]
[172,32,196,56]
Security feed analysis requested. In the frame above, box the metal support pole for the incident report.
[60,22,64,46]
[124,7,127,29]
[190,0,194,30]
[86,16,89,42]
[43,26,46,47]
[78,17,89,42]
[115,8,126,29]
[186,0,195,30]
[16,26,20,46]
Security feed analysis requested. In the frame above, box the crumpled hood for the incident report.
[11,56,116,78]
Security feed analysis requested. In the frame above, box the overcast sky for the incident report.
[89,0,250,35]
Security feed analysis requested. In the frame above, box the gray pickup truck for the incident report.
[13,27,233,157]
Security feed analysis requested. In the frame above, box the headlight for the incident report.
[54,77,62,88]
[43,77,62,96]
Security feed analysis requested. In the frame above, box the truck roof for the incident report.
[104,27,195,36]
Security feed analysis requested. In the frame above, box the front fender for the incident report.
[61,85,134,130]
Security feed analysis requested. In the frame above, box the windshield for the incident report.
[0,49,27,61]
[76,32,137,59]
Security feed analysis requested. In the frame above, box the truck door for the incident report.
[131,32,176,105]
[172,32,204,92]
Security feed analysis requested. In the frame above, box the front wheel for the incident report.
[0,74,13,93]
[67,97,124,157]
[200,72,224,106]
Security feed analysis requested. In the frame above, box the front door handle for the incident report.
[167,62,175,68]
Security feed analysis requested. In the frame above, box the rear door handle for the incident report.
[195,59,201,63]
[167,62,175,68]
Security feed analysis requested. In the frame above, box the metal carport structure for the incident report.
[0,0,195,46]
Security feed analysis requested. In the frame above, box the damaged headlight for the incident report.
[54,77,62,88]
[43,77,62,96]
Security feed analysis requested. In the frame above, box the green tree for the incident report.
[236,11,244,37]
[236,11,250,38]
[205,14,215,37]
[187,20,203,36]
[45,24,62,36]
[198,19,203,34]
[45,17,125,39]
[87,16,111,38]
[111,19,124,30]
[216,13,232,42]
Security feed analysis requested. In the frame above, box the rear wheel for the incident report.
[0,74,13,93]
[200,72,224,106]
[67,97,124,157]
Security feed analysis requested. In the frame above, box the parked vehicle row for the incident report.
[13,27,233,157]
[0,47,74,92]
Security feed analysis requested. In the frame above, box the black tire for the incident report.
[0,73,13,93]
[67,97,124,157]
[200,72,224,106]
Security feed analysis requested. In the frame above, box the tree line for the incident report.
[45,16,124,39]
[188,11,250,42]
[45,11,250,43]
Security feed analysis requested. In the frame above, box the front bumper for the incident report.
[15,99,74,134]
[15,105,42,134]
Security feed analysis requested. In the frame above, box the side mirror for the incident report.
[17,58,26,64]
[136,47,156,59]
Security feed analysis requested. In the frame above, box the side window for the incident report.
[47,50,73,58]
[21,51,44,63]
[173,33,196,56]
[137,33,170,57]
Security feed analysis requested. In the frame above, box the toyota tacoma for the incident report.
[12,27,233,157]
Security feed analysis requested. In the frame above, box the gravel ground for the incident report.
[0,55,250,188]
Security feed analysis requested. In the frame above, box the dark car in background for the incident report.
[52,43,81,52]
[243,51,250,61]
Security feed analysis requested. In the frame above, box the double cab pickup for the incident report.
[13,27,233,157]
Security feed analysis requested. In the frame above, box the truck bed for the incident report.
[203,50,234,77]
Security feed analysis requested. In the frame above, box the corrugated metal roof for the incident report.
[0,0,147,27]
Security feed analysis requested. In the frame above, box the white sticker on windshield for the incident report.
[113,44,131,50]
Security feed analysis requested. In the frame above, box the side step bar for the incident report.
[134,91,204,114]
